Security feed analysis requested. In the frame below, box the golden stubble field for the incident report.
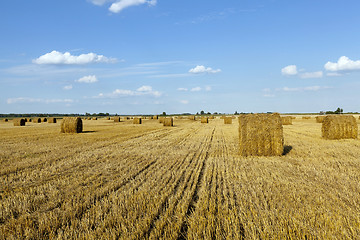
[1,117,360,239]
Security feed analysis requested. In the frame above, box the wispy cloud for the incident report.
[190,87,202,92]
[180,100,189,104]
[300,71,323,79]
[7,97,74,104]
[277,86,332,92]
[281,64,323,79]
[109,0,157,13]
[33,51,117,65]
[63,85,73,90]
[94,85,161,98]
[177,87,188,91]
[281,65,298,76]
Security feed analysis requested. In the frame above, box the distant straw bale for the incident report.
[28,119,32,122]
[322,115,357,140]
[92,117,97,120]
[238,113,284,156]
[33,118,41,123]
[24,118,28,122]
[61,117,82,133]
[110,117,114,120]
[188,116,196,120]
[3,119,8,122]
[153,115,158,120]
[224,117,232,124]
[159,117,165,123]
[13,118,25,126]
[201,117,209,123]
[302,116,311,119]
[316,116,325,123]
[48,117,57,123]
[281,116,292,125]
[133,118,142,124]
[291,116,296,119]
[209,116,214,119]
[114,117,121,122]
[106,117,110,120]
[163,118,174,127]
[42,118,47,122]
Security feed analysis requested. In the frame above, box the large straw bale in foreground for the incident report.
[281,116,292,125]
[201,117,209,123]
[13,118,25,126]
[133,118,142,124]
[48,117,56,123]
[224,117,232,124]
[238,113,284,156]
[114,116,121,122]
[322,115,357,140]
[316,116,325,123]
[163,118,173,127]
[159,117,165,123]
[61,117,82,133]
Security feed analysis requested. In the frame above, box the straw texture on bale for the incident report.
[114,116,121,122]
[42,118,47,122]
[153,115,158,119]
[48,117,56,123]
[209,116,214,119]
[224,117,232,124]
[61,117,82,133]
[13,118,25,126]
[33,118,41,123]
[238,113,284,156]
[201,117,209,123]
[188,116,196,120]
[302,116,311,119]
[3,119,8,122]
[159,117,165,123]
[281,116,292,125]
[163,118,174,127]
[133,118,142,124]
[322,115,358,140]
[316,116,325,123]
[92,117,97,120]
[106,117,110,120]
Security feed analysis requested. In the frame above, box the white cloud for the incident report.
[180,100,189,104]
[177,87,188,91]
[190,87,202,92]
[63,85,73,90]
[281,65,298,76]
[324,56,360,72]
[76,75,98,83]
[95,85,162,98]
[278,86,331,92]
[89,0,111,6]
[189,65,221,74]
[33,51,116,65]
[109,0,157,13]
[7,97,73,104]
[300,71,323,79]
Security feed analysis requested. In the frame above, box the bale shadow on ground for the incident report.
[282,145,293,155]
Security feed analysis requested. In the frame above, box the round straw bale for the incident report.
[163,117,173,127]
[24,118,28,122]
[201,117,209,123]
[41,118,47,122]
[133,118,142,124]
[92,117,97,120]
[61,117,82,133]
[188,115,196,120]
[159,117,165,123]
[33,118,41,123]
[114,116,121,122]
[153,115,158,120]
[3,119,8,122]
[28,118,32,122]
[48,117,57,123]
[13,118,25,126]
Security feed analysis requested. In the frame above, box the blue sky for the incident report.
[1,0,360,114]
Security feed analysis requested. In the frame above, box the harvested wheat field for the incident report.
[1,117,360,239]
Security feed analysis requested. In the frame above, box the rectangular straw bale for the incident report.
[133,117,142,124]
[281,116,292,125]
[316,116,325,123]
[163,117,173,126]
[238,113,284,156]
[114,116,121,122]
[13,118,25,126]
[224,117,232,124]
[322,115,358,139]
[201,117,209,123]
[188,115,196,120]
[48,117,56,123]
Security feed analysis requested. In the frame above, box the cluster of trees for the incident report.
[325,108,344,114]
[85,113,110,116]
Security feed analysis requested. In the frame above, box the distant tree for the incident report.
[207,112,211,115]
[162,112,166,116]
[234,111,239,115]
[196,112,199,115]
[200,110,205,115]
[213,112,218,115]
[106,113,110,116]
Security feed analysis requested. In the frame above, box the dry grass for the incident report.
[281,116,293,125]
[1,117,360,239]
